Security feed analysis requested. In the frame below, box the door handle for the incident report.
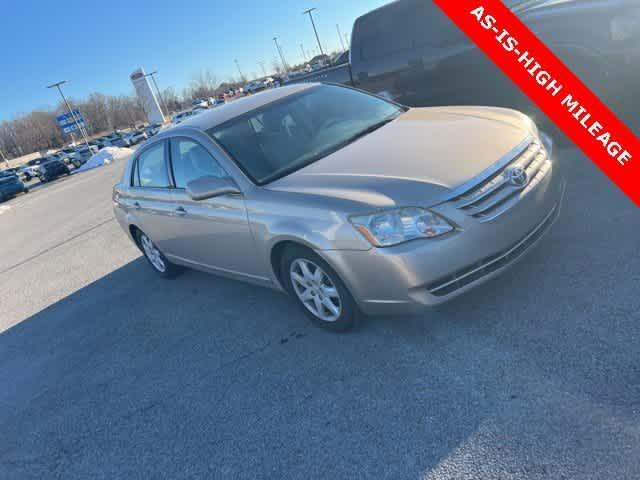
[175,206,187,216]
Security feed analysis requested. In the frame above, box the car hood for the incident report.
[267,106,533,209]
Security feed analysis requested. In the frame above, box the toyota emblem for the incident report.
[507,166,529,188]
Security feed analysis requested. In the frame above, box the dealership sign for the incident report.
[432,0,639,207]
[55,109,86,135]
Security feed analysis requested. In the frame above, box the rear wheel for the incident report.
[281,246,358,332]
[137,230,182,278]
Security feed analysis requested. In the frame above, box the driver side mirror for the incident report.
[186,176,241,201]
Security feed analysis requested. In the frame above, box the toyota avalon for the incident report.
[113,83,565,331]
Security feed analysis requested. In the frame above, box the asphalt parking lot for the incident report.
[0,146,638,479]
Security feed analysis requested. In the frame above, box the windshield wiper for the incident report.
[339,115,399,149]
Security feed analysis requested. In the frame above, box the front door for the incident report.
[162,137,262,279]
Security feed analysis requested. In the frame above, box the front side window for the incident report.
[134,142,170,188]
[208,84,404,185]
[170,138,226,188]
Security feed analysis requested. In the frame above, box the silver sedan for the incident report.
[113,83,565,331]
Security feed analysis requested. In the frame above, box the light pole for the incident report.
[144,71,168,118]
[46,81,91,150]
[303,8,324,57]
[336,24,346,51]
[273,36,288,72]
[234,59,246,82]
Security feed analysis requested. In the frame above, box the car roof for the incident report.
[175,83,317,132]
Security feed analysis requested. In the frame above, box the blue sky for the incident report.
[0,0,388,121]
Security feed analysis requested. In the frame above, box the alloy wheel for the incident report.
[289,258,342,322]
[140,234,166,273]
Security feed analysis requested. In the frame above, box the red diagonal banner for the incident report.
[432,0,639,207]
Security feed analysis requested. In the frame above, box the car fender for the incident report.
[262,214,371,254]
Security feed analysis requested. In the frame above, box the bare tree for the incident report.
[185,70,218,101]
[271,57,284,75]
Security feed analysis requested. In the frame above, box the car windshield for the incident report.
[208,84,404,185]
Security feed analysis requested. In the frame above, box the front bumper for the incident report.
[320,150,565,316]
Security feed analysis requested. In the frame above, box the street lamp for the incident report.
[273,36,288,72]
[46,80,92,150]
[234,59,246,82]
[303,8,324,57]
[336,24,346,51]
[144,71,168,118]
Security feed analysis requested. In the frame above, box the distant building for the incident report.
[130,68,165,125]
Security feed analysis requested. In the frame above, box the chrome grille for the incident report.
[451,138,552,222]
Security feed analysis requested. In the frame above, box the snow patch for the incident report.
[76,147,134,173]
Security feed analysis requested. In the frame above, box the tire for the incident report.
[136,229,183,278]
[280,246,359,332]
[23,187,29,194]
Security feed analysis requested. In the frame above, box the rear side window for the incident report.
[133,142,170,188]
[170,138,226,188]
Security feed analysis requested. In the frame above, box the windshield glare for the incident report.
[208,85,404,185]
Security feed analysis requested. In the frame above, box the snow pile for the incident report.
[76,147,134,173]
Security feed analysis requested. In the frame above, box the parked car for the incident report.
[144,123,163,137]
[113,84,564,331]
[48,151,75,167]
[192,98,209,109]
[0,170,29,202]
[70,145,98,165]
[20,158,48,181]
[88,139,105,150]
[38,159,71,183]
[121,130,148,147]
[100,133,127,148]
[285,0,639,126]
[244,81,269,94]
[171,111,194,126]
[210,97,225,108]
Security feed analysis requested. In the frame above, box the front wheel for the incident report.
[281,246,358,332]
[137,230,182,278]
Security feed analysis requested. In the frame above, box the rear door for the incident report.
[127,140,177,253]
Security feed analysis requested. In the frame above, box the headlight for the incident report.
[350,207,454,247]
